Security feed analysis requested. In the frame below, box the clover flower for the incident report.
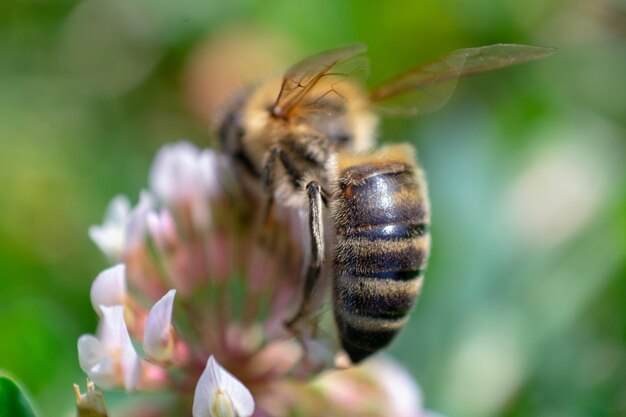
[76,140,442,417]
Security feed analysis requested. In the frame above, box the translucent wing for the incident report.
[272,44,368,119]
[369,44,555,116]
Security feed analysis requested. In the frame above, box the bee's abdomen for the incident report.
[333,161,430,363]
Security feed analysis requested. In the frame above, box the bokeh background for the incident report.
[1,0,625,416]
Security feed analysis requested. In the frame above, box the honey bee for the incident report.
[217,43,552,363]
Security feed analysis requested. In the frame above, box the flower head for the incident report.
[78,141,444,417]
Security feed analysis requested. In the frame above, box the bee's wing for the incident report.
[272,44,368,118]
[369,44,555,116]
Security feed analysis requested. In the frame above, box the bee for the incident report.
[217,43,552,363]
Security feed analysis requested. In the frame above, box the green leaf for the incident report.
[0,373,38,417]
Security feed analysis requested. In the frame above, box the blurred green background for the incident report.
[1,0,625,416]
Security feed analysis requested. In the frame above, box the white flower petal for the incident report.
[215,363,254,417]
[79,305,140,391]
[150,141,204,204]
[90,264,127,315]
[108,195,131,221]
[125,191,155,251]
[97,305,126,350]
[89,195,131,259]
[143,289,176,361]
[77,335,106,374]
[77,335,118,390]
[193,356,254,417]
[199,149,225,198]
[100,305,140,390]
[146,209,177,249]
[213,390,236,417]
[148,141,219,231]
[121,329,141,392]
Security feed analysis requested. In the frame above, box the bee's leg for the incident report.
[261,148,326,329]
[258,147,285,249]
[285,180,325,331]
[262,146,303,193]
[260,146,306,243]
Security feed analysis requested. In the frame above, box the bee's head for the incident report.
[310,113,354,150]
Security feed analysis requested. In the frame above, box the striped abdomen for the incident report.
[332,153,430,363]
